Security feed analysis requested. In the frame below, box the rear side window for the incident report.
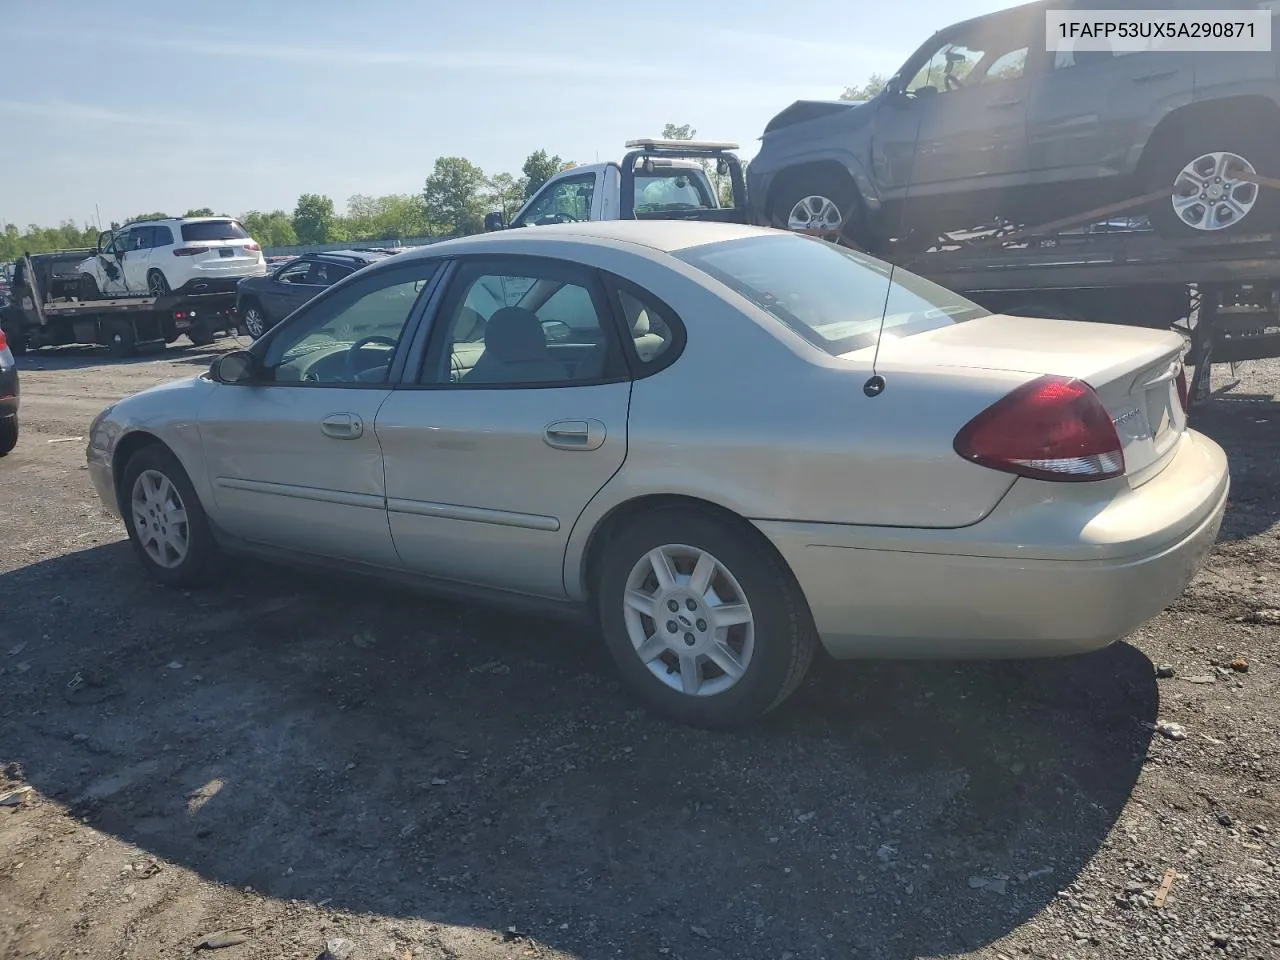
[607,278,682,370]
[151,224,175,247]
[675,233,988,356]
[181,220,250,241]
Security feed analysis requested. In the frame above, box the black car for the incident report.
[0,324,19,457]
[235,250,391,338]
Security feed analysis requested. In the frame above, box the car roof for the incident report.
[395,220,774,260]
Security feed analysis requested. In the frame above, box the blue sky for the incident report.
[2,0,1014,227]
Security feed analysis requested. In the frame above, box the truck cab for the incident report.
[486,139,749,231]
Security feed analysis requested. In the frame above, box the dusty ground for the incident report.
[0,342,1278,960]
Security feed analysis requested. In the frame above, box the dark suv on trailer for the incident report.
[749,0,1280,248]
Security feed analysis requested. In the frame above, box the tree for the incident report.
[292,193,336,245]
[240,210,298,248]
[840,75,887,100]
[522,149,564,199]
[184,207,215,217]
[344,193,428,242]
[662,123,696,140]
[423,157,489,237]
[485,173,528,222]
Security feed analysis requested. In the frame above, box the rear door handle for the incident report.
[1133,69,1178,84]
[987,97,1022,109]
[320,412,363,439]
[544,418,606,451]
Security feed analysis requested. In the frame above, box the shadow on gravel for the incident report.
[1,545,1158,960]
[1190,397,1280,542]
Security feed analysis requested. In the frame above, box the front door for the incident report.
[375,256,632,598]
[873,10,1035,233]
[121,225,155,292]
[263,258,324,320]
[197,259,440,567]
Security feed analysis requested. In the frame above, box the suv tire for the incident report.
[1145,123,1280,244]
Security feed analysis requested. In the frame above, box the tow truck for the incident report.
[0,250,238,358]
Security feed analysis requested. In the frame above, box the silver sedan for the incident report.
[87,221,1229,727]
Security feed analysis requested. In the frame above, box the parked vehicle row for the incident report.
[90,220,1227,727]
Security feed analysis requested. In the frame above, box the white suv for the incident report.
[77,217,267,300]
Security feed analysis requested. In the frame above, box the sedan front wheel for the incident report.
[598,507,817,728]
[121,444,223,587]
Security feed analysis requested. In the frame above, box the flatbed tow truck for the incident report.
[0,251,239,358]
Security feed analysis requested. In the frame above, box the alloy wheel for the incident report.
[787,194,844,232]
[130,469,190,569]
[621,543,755,697]
[1172,151,1260,231]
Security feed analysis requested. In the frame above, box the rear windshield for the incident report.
[181,220,250,241]
[633,171,716,213]
[674,234,988,355]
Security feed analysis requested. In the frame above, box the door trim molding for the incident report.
[213,476,385,510]
[386,496,560,532]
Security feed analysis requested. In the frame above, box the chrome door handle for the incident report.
[320,412,363,439]
[544,418,606,451]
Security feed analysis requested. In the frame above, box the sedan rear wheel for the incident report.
[121,444,222,586]
[598,507,817,728]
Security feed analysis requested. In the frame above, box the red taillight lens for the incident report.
[954,375,1125,482]
[0,329,7,351]
[172,246,209,257]
[1175,367,1189,412]
[244,242,261,252]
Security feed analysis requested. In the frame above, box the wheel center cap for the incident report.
[1208,184,1224,200]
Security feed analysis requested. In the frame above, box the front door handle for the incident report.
[1133,69,1178,84]
[320,412,363,440]
[987,97,1022,109]
[544,418,606,451]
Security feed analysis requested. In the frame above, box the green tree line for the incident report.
[3,126,752,262]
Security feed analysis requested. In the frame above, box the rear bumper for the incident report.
[757,429,1229,659]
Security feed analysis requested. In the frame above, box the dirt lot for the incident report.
[1,343,1278,960]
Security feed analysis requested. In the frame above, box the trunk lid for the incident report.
[858,314,1188,482]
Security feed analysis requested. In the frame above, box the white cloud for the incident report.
[0,98,185,128]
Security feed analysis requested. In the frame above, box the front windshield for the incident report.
[674,233,988,355]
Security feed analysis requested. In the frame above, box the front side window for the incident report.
[905,19,1031,94]
[518,174,596,226]
[277,261,316,284]
[675,234,988,356]
[423,260,623,386]
[259,265,436,384]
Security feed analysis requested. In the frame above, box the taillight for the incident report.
[244,242,261,252]
[0,329,7,351]
[1175,367,1189,412]
[954,375,1125,482]
[173,246,209,257]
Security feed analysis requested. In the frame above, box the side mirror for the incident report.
[483,211,506,232]
[211,350,259,384]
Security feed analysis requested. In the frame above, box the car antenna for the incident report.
[863,262,893,398]
[864,84,922,400]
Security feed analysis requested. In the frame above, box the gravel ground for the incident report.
[0,343,1277,960]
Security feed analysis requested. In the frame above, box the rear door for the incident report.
[375,255,632,598]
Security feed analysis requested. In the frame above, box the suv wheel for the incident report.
[769,171,866,247]
[1145,124,1280,243]
[147,269,171,297]
[597,506,818,728]
[78,274,102,301]
[240,302,268,339]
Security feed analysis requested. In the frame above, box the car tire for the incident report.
[769,170,867,248]
[240,301,269,339]
[597,506,818,728]
[1144,122,1280,244]
[187,326,216,347]
[120,443,223,587]
[104,320,138,358]
[147,269,171,297]
[0,417,17,457]
[78,274,102,301]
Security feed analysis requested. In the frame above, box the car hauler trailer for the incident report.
[0,252,239,358]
